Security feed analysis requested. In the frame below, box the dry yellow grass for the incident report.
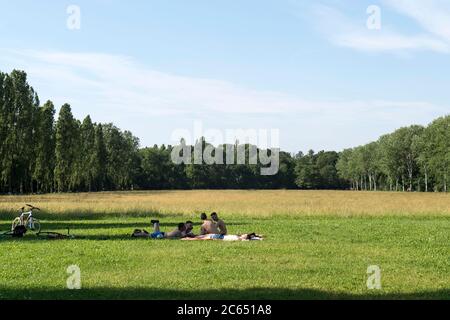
[0,190,449,218]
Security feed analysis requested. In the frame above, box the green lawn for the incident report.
[1,212,448,299]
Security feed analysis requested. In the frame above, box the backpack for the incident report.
[131,229,150,238]
[12,225,27,238]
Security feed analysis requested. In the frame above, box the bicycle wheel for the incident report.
[29,219,41,233]
[11,218,21,231]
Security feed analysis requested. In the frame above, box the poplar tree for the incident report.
[0,72,7,191]
[54,104,78,192]
[33,100,56,193]
[80,116,96,191]
[93,123,107,191]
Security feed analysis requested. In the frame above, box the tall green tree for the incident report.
[103,124,140,190]
[69,119,82,191]
[336,149,354,189]
[295,150,320,189]
[424,116,450,192]
[378,133,404,191]
[139,145,173,189]
[54,104,78,192]
[393,126,424,191]
[92,123,108,191]
[0,73,14,192]
[33,100,56,193]
[1,71,39,193]
[79,116,96,191]
[0,72,7,191]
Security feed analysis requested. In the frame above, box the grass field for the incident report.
[0,190,449,300]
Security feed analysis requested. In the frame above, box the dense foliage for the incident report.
[336,120,449,192]
[0,70,448,193]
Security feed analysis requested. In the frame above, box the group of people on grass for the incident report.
[132,212,262,241]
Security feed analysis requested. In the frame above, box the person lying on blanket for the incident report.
[181,233,263,241]
[132,220,187,239]
[183,220,195,238]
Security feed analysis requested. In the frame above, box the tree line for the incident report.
[336,118,449,192]
[0,70,448,193]
[0,70,140,193]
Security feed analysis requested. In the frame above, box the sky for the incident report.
[1,0,449,152]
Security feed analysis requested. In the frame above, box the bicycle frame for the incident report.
[18,210,34,227]
[11,205,41,233]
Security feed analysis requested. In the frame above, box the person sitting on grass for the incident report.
[211,212,227,235]
[182,233,263,241]
[200,212,228,237]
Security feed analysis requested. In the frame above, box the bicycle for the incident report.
[11,204,41,234]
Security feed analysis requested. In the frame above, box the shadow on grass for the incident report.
[0,220,249,235]
[0,209,180,221]
[0,222,151,231]
[0,233,192,241]
[0,220,250,241]
[0,209,254,222]
[0,287,448,300]
[0,234,139,241]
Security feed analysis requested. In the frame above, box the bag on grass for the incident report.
[12,225,27,238]
[131,229,150,238]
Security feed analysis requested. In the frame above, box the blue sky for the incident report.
[1,0,449,152]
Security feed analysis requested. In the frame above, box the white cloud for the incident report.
[2,48,444,114]
[384,0,450,42]
[0,49,447,150]
[2,49,306,116]
[310,1,450,54]
[335,32,450,53]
